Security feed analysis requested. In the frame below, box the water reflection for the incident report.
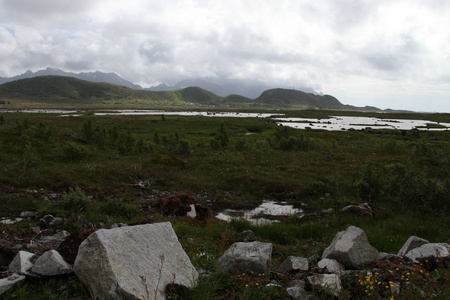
[215,200,303,226]
[2,109,449,131]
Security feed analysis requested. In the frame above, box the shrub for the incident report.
[61,142,90,161]
[59,187,90,212]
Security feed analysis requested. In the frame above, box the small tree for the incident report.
[215,122,230,148]
[0,114,5,125]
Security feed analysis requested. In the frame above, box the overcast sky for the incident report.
[0,0,449,112]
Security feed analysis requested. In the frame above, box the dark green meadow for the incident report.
[0,110,449,299]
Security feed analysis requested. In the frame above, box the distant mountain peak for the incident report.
[0,68,142,90]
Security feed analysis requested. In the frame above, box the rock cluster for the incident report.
[216,225,450,299]
[1,218,449,299]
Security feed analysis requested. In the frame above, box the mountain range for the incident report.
[0,68,316,98]
[0,68,385,111]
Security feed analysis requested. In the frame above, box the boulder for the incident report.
[307,274,341,297]
[0,274,26,295]
[405,243,450,262]
[217,241,272,277]
[318,258,344,274]
[8,251,36,275]
[31,250,73,276]
[322,226,379,269]
[397,236,429,256]
[277,256,309,273]
[74,222,198,300]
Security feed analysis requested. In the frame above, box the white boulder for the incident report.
[405,243,450,262]
[217,241,272,277]
[322,226,379,269]
[74,222,198,300]
[8,251,36,275]
[397,236,429,256]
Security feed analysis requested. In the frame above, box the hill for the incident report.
[255,88,343,109]
[0,75,382,111]
[0,67,142,89]
[0,76,226,107]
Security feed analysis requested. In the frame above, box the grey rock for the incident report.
[74,222,198,300]
[322,226,379,269]
[307,274,342,297]
[289,279,306,288]
[30,226,41,234]
[8,251,36,275]
[277,256,308,273]
[405,243,450,262]
[49,217,64,228]
[341,203,373,216]
[242,230,255,242]
[397,236,430,256]
[40,214,55,226]
[286,286,314,300]
[318,258,344,274]
[0,274,26,295]
[20,211,36,218]
[30,231,71,251]
[31,250,73,276]
[217,241,272,277]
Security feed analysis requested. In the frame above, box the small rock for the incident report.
[30,226,41,234]
[286,286,312,300]
[49,217,65,228]
[40,214,55,226]
[307,274,341,297]
[341,203,373,216]
[31,250,73,276]
[318,258,344,274]
[0,274,26,295]
[242,230,255,242]
[20,211,36,218]
[8,251,36,275]
[397,236,430,256]
[277,256,309,273]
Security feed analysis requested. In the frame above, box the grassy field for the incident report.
[0,109,449,299]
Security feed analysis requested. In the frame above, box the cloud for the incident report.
[0,0,449,111]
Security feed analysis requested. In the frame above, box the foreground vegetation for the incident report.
[0,110,449,299]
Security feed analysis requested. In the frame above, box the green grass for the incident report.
[0,110,449,299]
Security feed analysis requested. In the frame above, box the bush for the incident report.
[59,187,90,211]
[62,142,90,161]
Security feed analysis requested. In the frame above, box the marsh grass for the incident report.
[1,111,449,299]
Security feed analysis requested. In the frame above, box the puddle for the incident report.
[215,200,303,225]
[275,116,450,131]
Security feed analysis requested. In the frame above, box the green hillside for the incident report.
[0,76,227,107]
[0,75,375,110]
[255,88,343,109]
